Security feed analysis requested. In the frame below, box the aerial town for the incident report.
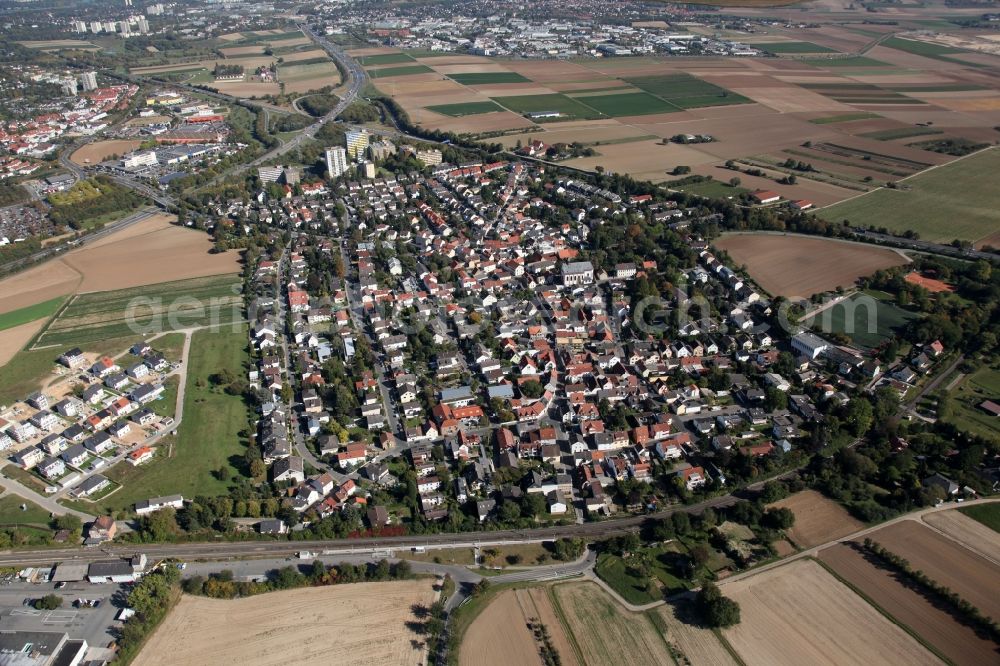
[0,0,997,664]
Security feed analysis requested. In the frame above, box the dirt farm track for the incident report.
[133,581,437,666]
[713,232,909,299]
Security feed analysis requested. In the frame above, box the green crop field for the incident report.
[804,293,918,349]
[572,91,678,117]
[357,52,415,66]
[492,93,603,120]
[861,127,943,140]
[0,297,65,332]
[761,41,837,53]
[448,72,530,85]
[885,84,987,93]
[31,275,242,349]
[809,112,882,124]
[367,64,433,78]
[93,326,253,514]
[802,56,890,68]
[882,36,964,57]
[819,148,1000,243]
[426,101,505,116]
[624,73,750,108]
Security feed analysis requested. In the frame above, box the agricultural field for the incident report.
[368,64,434,78]
[17,39,99,51]
[923,507,1000,562]
[426,101,505,116]
[570,91,677,117]
[713,234,909,299]
[623,73,751,109]
[492,94,603,121]
[804,291,919,349]
[30,274,243,349]
[864,520,1000,620]
[0,297,65,333]
[758,41,837,54]
[357,52,415,66]
[654,602,738,666]
[134,581,437,666]
[460,587,578,666]
[768,490,865,549]
[721,558,939,665]
[959,502,1000,533]
[819,148,1000,245]
[818,543,998,666]
[551,582,675,666]
[92,326,251,513]
[449,72,531,85]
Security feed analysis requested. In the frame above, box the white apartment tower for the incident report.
[345,129,369,160]
[80,71,98,91]
[325,146,348,178]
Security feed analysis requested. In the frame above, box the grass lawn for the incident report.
[88,326,252,514]
[357,53,414,66]
[0,465,50,494]
[959,503,1000,533]
[0,297,66,332]
[572,91,679,117]
[861,127,943,141]
[368,65,433,78]
[761,41,837,53]
[802,56,890,68]
[154,332,187,363]
[595,553,663,605]
[804,293,919,349]
[448,72,530,85]
[818,147,1000,243]
[0,494,53,527]
[809,112,881,124]
[624,73,750,108]
[150,375,180,418]
[943,365,1000,441]
[31,274,242,349]
[669,178,748,199]
[425,101,505,117]
[400,548,476,565]
[493,93,603,120]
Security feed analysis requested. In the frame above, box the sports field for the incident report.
[819,148,1000,244]
[449,72,531,85]
[31,275,243,348]
[426,101,505,116]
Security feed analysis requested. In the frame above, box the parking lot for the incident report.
[0,577,124,650]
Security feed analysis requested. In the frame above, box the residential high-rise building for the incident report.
[325,147,348,178]
[257,166,283,183]
[415,148,443,166]
[103,20,117,33]
[345,129,369,160]
[74,21,88,33]
[80,71,98,91]
[362,161,376,179]
[90,21,102,33]
[147,3,164,15]
[119,21,132,37]
[62,79,78,96]
[137,17,149,33]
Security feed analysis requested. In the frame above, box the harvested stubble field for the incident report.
[722,558,940,666]
[713,233,909,299]
[654,602,737,666]
[769,490,865,548]
[818,542,999,666]
[70,140,142,165]
[133,581,437,666]
[461,587,579,666]
[865,520,1000,621]
[551,582,674,666]
[819,148,1000,244]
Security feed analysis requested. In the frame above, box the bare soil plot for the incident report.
[419,110,536,134]
[0,260,81,315]
[279,48,329,63]
[567,139,711,183]
[0,319,48,367]
[819,543,999,666]
[551,581,674,666]
[922,509,1000,562]
[713,234,908,299]
[218,45,265,57]
[768,490,866,548]
[70,140,142,165]
[722,558,940,666]
[59,214,241,292]
[212,81,281,97]
[866,520,1000,620]
[655,602,738,666]
[133,581,437,666]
